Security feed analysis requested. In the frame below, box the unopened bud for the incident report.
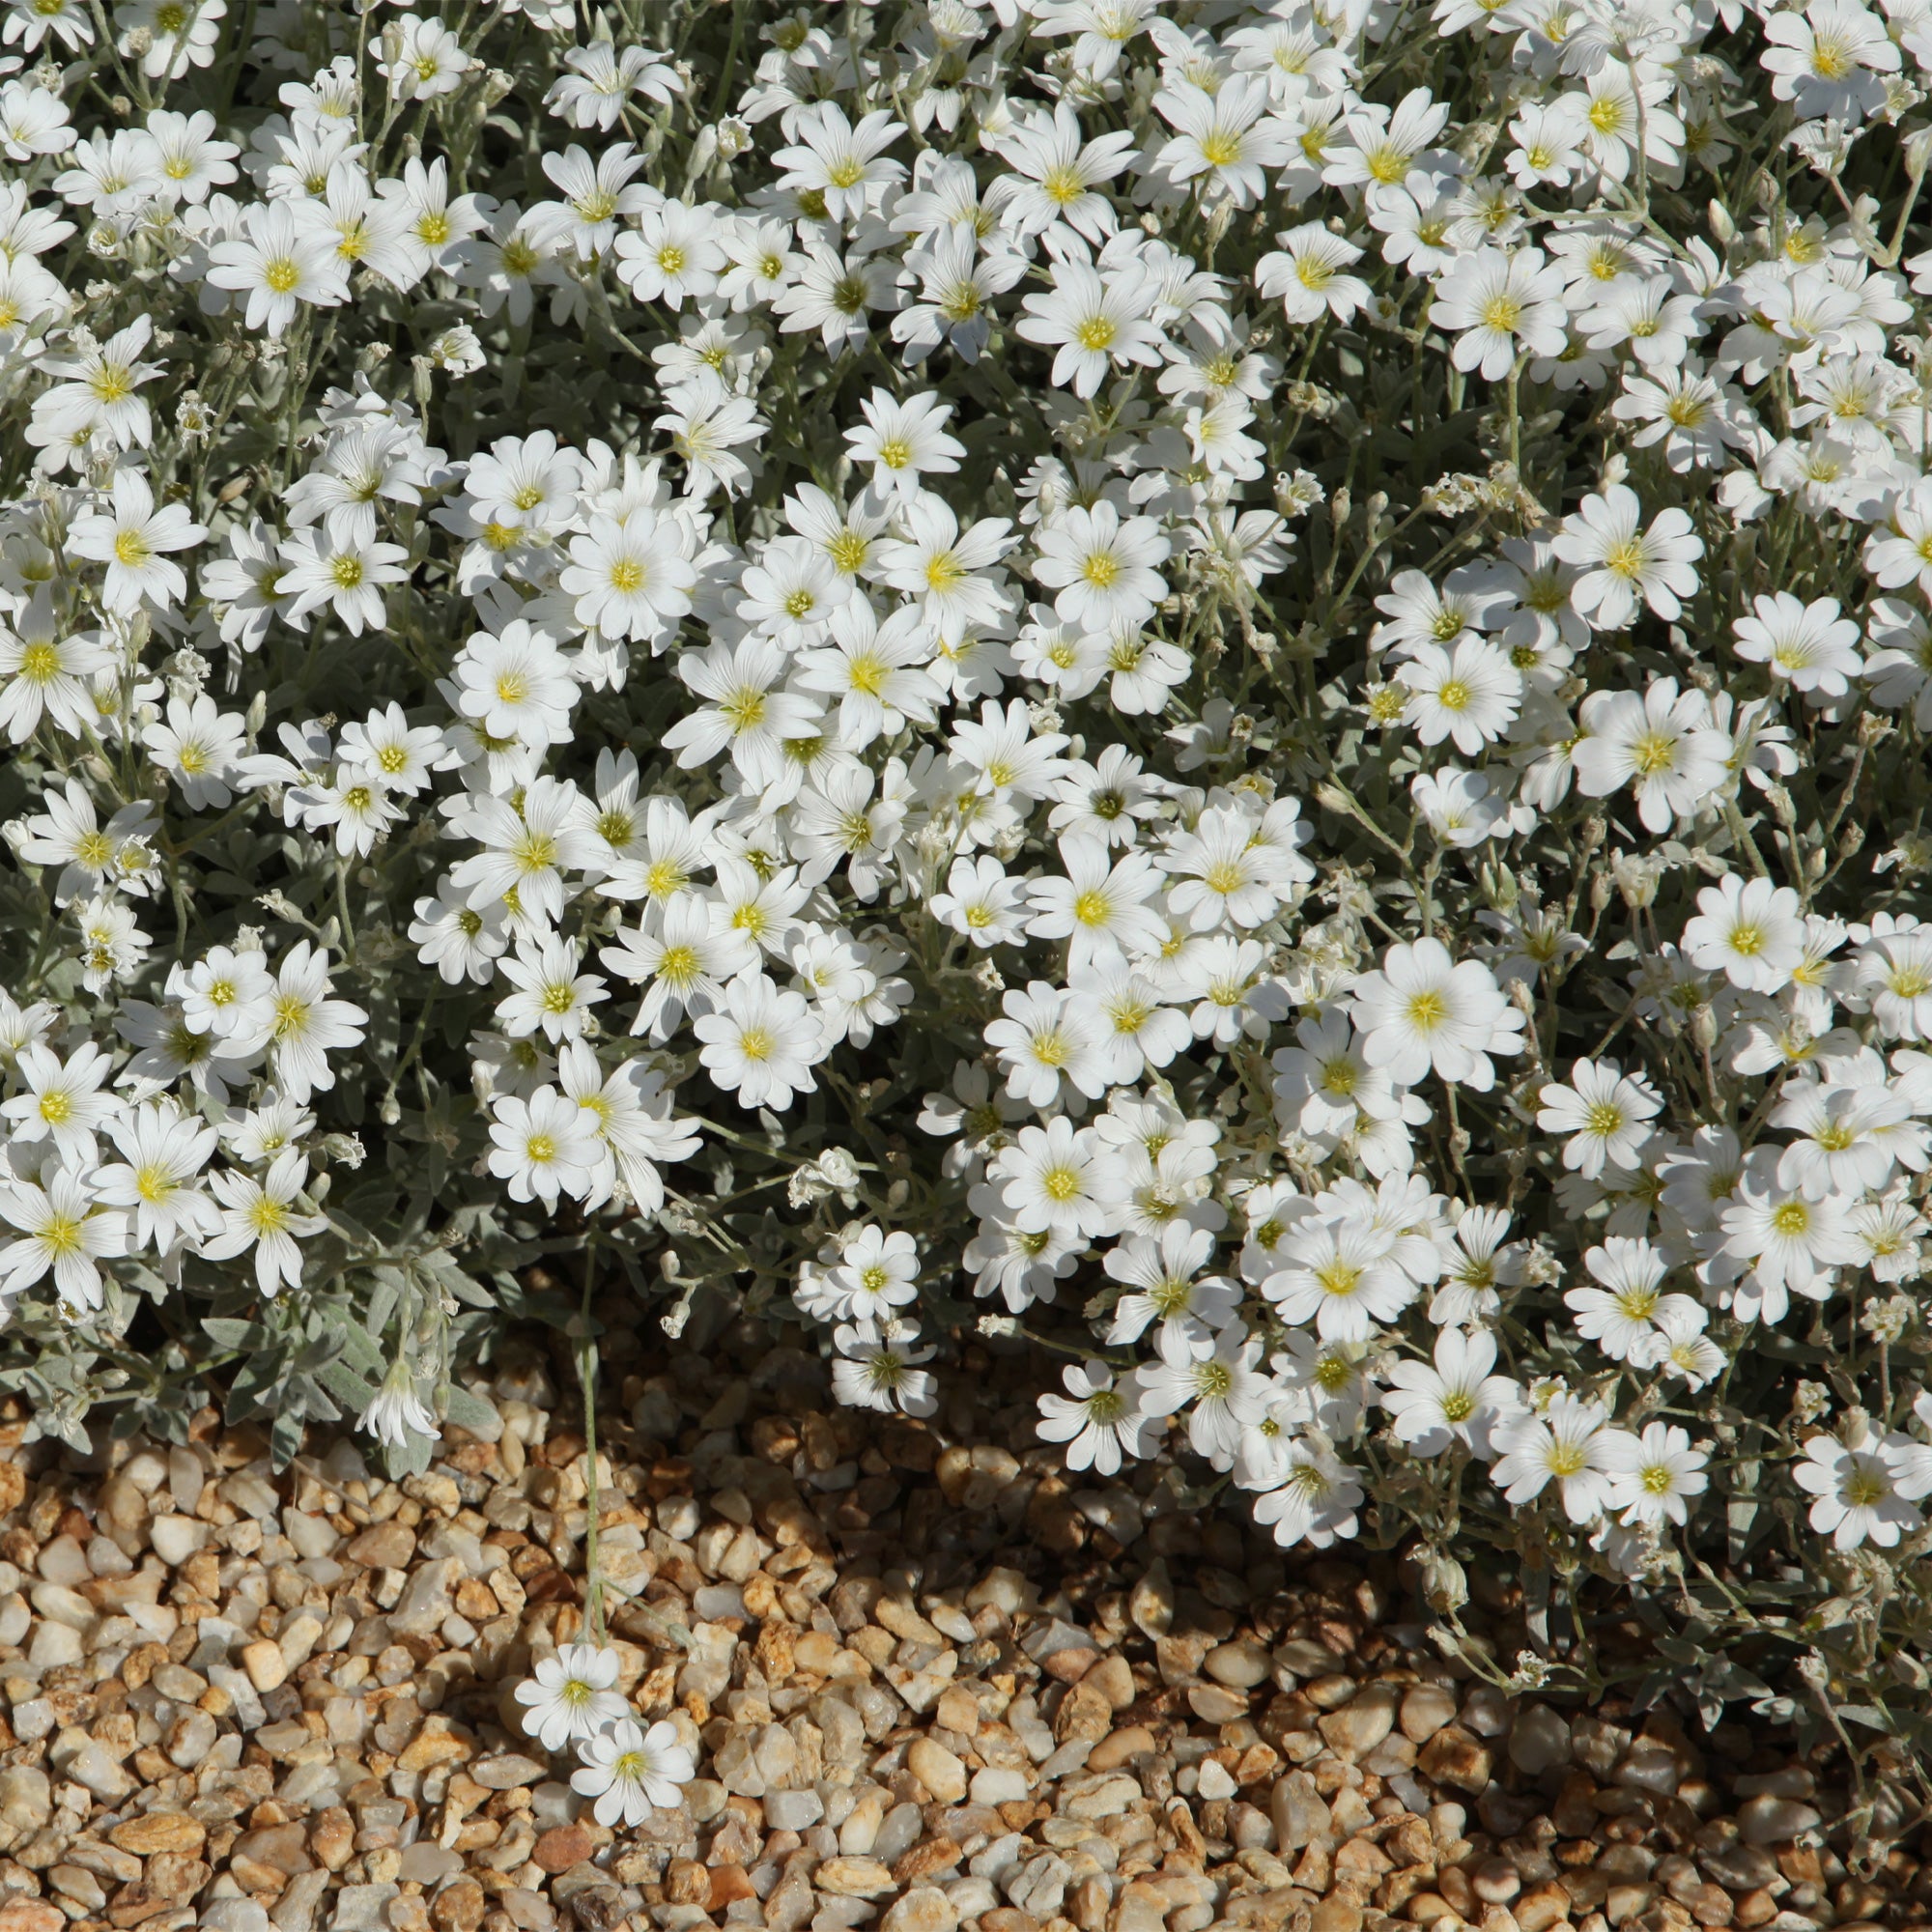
[1420,1549,1468,1614]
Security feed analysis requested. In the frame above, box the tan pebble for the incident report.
[240,1638,288,1694]
[1418,1724,1494,1796]
[1188,1684,1249,1723]
[1085,1654,1136,1709]
[229,1853,291,1895]
[396,1723,474,1774]
[1311,1899,1362,1932]
[308,1806,355,1871]
[935,1685,980,1736]
[1400,1685,1459,1744]
[1319,1683,1396,1758]
[1088,1724,1156,1772]
[895,1837,964,1884]
[0,1905,63,1932]
[1070,1877,1112,1931]
[816,1858,895,1897]
[108,1811,207,1857]
[1205,1640,1272,1690]
[345,1520,416,1569]
[879,1887,959,1932]
[1513,1880,1573,1932]
[1471,1859,1520,1905]
[982,1914,1040,1932]
[666,1861,709,1905]
[429,1876,487,1932]
[794,1631,840,1674]
[907,1736,968,1803]
[708,1865,757,1910]
[1334,1836,1393,1879]
[531,1823,592,1874]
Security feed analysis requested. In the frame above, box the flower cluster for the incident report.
[7,0,1932,1754]
[514,1641,696,1826]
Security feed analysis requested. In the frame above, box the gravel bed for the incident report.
[0,1313,1916,1932]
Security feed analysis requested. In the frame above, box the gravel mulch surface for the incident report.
[0,1309,1917,1932]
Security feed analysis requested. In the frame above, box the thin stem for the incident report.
[579,1235,606,1649]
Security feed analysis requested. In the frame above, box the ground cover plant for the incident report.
[4,0,1932,1827]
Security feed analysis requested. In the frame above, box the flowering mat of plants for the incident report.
[0,1323,1907,1932]
[15,0,1932,1893]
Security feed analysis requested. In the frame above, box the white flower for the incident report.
[1396,638,1522,753]
[206,200,349,336]
[1026,838,1167,971]
[1537,1059,1662,1178]
[1551,485,1704,632]
[795,599,940,749]
[1381,1326,1521,1455]
[830,1320,938,1416]
[984,980,1104,1108]
[1104,1223,1236,1347]
[1572,677,1731,833]
[614,198,726,309]
[663,637,823,787]
[772,102,905,222]
[1151,74,1291,207]
[1256,224,1373,326]
[203,1150,327,1297]
[693,972,823,1111]
[1719,1148,1862,1323]
[278,529,410,634]
[0,1041,118,1164]
[358,1359,440,1450]
[68,468,205,614]
[514,1643,629,1752]
[1761,0,1898,123]
[1349,938,1524,1092]
[143,696,247,811]
[1033,503,1170,634]
[874,497,1015,643]
[989,1118,1112,1240]
[1428,247,1569,381]
[447,778,602,927]
[0,616,113,744]
[79,1084,192,1226]
[1490,1393,1616,1523]
[1731,591,1862,699]
[558,1041,699,1214]
[803,1224,922,1332]
[1682,874,1806,994]
[1411,766,1508,848]
[0,1165,127,1312]
[1131,1321,1269,1467]
[1565,1238,1704,1365]
[843,388,964,497]
[1248,1438,1365,1549]
[1161,802,1310,932]
[488,1089,603,1208]
[571,1718,695,1825]
[1017,262,1166,399]
[266,942,367,1103]
[496,933,609,1043]
[1793,1423,1923,1550]
[560,510,697,645]
[1037,1359,1158,1474]
[931,854,1029,948]
[1263,1217,1416,1342]
[1601,1422,1708,1527]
